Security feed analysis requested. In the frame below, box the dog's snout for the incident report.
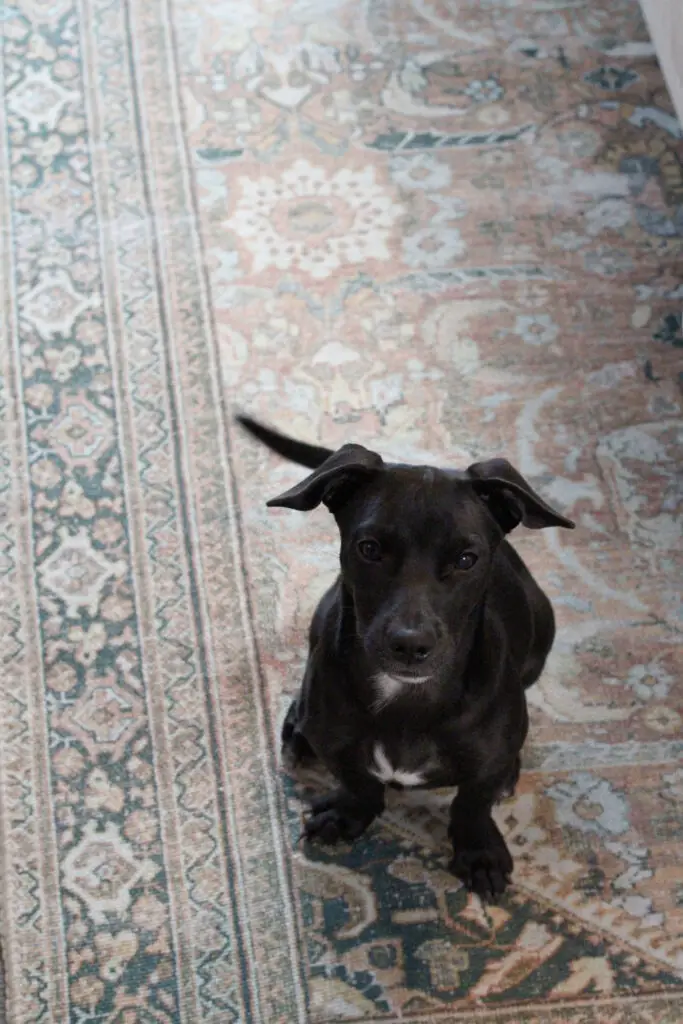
[388,625,437,666]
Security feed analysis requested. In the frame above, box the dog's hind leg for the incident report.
[498,754,521,800]
[281,697,316,768]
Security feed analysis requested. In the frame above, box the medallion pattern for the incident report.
[0,0,681,1021]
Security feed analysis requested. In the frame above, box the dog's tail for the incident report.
[235,414,333,469]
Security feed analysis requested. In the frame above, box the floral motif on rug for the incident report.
[0,0,681,1021]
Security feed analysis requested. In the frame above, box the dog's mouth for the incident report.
[372,668,435,709]
[377,669,432,686]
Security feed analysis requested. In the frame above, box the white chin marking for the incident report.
[374,672,429,704]
[370,743,426,787]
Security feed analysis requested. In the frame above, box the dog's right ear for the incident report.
[267,444,383,512]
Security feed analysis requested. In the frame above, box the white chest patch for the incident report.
[369,743,426,788]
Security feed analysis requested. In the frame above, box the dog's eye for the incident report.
[439,551,478,579]
[457,551,478,571]
[357,539,382,562]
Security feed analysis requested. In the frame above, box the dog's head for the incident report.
[268,444,574,695]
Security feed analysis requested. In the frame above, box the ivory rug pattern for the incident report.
[1,0,682,1021]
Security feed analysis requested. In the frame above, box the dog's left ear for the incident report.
[468,458,575,532]
[267,444,383,512]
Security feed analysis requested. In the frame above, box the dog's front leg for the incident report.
[302,764,385,846]
[448,766,515,902]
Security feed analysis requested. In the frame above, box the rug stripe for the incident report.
[124,0,310,1017]
[122,0,258,1018]
[77,0,248,1017]
[0,36,69,1024]
[161,0,311,1016]
[75,0,199,1016]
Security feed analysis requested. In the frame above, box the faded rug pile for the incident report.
[1,0,682,1021]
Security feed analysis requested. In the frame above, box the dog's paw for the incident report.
[301,791,375,845]
[449,819,513,902]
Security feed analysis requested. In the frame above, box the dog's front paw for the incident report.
[449,818,513,901]
[302,791,376,845]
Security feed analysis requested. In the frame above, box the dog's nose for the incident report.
[388,626,436,666]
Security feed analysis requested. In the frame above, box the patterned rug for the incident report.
[1,0,683,1020]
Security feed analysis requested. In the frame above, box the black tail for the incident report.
[235,414,333,470]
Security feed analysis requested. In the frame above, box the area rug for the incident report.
[1,0,682,1020]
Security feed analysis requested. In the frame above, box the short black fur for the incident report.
[237,415,575,900]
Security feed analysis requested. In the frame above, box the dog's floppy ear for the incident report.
[467,457,575,532]
[267,444,383,512]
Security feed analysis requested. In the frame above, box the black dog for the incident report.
[237,415,574,900]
